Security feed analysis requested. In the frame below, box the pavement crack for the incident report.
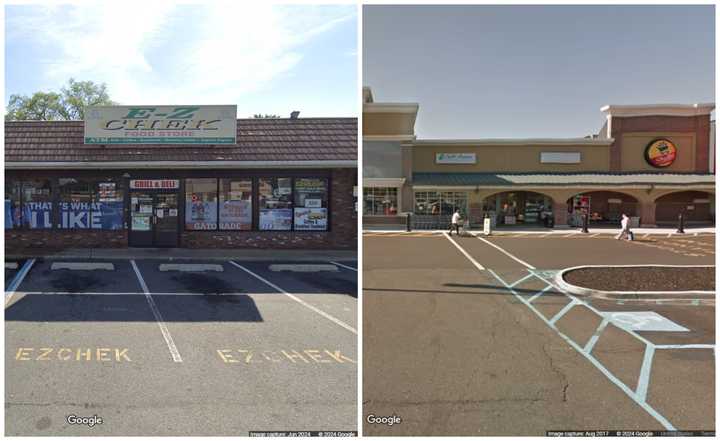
[541,342,570,404]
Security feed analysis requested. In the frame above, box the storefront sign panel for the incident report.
[294,208,328,231]
[130,180,180,189]
[85,105,237,144]
[436,153,477,164]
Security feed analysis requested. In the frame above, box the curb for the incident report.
[555,265,716,300]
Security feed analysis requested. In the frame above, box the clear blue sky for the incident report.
[6,3,357,118]
[364,5,715,138]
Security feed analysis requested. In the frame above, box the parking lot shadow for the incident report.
[5,293,263,322]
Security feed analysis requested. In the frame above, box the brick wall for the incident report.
[609,115,711,172]
[6,230,128,254]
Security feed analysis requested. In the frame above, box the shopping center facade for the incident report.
[5,107,357,251]
[363,87,715,229]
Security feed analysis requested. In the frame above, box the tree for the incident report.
[253,114,281,119]
[5,78,116,121]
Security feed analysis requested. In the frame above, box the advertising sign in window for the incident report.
[220,179,252,230]
[294,208,328,231]
[294,178,328,230]
[23,202,53,229]
[186,198,218,230]
[259,208,293,231]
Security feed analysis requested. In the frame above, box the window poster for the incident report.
[220,200,252,230]
[293,208,327,231]
[98,182,117,201]
[96,201,124,230]
[259,208,292,231]
[5,200,12,229]
[23,202,52,229]
[186,198,218,229]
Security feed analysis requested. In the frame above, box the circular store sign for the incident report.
[644,139,677,168]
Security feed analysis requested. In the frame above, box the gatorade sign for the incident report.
[644,139,677,168]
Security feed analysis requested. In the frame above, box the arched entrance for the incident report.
[482,191,553,227]
[655,191,714,225]
[565,191,638,226]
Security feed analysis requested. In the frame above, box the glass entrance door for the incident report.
[129,192,179,247]
[153,193,178,247]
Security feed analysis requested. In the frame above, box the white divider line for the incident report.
[528,285,553,303]
[509,273,534,288]
[229,261,357,334]
[549,298,578,325]
[584,318,610,354]
[330,261,358,272]
[471,232,535,270]
[636,345,656,402]
[5,258,36,307]
[130,260,183,363]
[443,232,485,270]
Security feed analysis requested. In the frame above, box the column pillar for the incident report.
[552,200,568,228]
[639,201,656,227]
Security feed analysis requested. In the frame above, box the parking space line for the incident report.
[549,298,578,325]
[443,232,485,270]
[584,317,610,354]
[486,268,676,430]
[509,273,534,288]
[636,345,656,402]
[130,260,183,363]
[329,261,358,272]
[471,232,535,269]
[228,261,357,335]
[5,258,36,307]
[527,285,552,303]
[445,237,691,430]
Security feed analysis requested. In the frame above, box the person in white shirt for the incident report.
[615,213,631,240]
[449,210,462,236]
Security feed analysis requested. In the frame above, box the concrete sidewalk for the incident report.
[5,247,357,262]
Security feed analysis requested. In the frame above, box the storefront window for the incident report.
[185,178,218,230]
[95,180,124,230]
[5,181,22,229]
[363,187,398,215]
[294,178,329,231]
[259,178,293,230]
[58,179,94,229]
[22,180,53,229]
[415,191,466,216]
[219,179,252,230]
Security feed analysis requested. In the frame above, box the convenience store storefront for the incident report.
[6,106,357,250]
[363,87,715,229]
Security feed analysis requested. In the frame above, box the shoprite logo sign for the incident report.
[644,138,677,168]
[84,105,237,145]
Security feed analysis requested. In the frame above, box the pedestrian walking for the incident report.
[449,209,462,236]
[615,213,632,240]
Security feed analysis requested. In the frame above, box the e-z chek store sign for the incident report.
[84,105,237,144]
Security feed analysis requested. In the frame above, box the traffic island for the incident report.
[554,265,715,300]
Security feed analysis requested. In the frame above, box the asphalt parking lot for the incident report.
[5,258,358,436]
[363,232,714,436]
